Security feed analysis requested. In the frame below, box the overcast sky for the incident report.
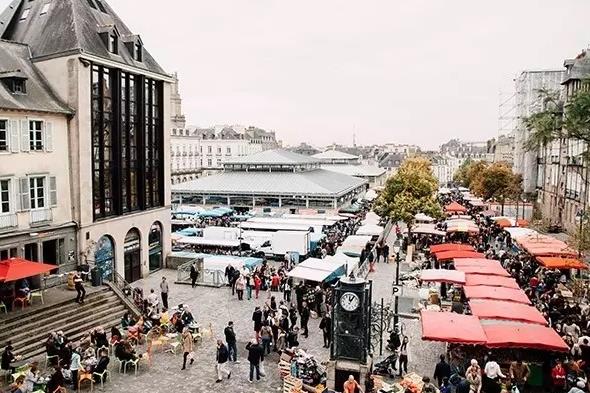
[2,0,590,149]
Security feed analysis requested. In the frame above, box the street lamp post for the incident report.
[393,243,401,326]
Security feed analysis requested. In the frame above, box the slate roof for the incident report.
[172,169,367,197]
[0,0,166,76]
[563,52,590,85]
[0,39,72,114]
[225,149,319,166]
[312,150,359,161]
[321,164,386,178]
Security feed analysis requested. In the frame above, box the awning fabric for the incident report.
[494,218,513,228]
[481,210,498,217]
[464,274,520,289]
[411,224,446,237]
[420,269,466,285]
[469,300,547,325]
[453,258,502,268]
[513,234,577,257]
[536,257,588,270]
[430,244,474,253]
[482,324,568,352]
[420,311,487,344]
[434,250,485,261]
[356,224,384,236]
[445,201,467,213]
[0,258,58,282]
[455,264,510,277]
[415,213,435,222]
[463,285,531,304]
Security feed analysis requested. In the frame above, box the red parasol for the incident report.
[0,258,58,282]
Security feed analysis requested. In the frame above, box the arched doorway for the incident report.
[148,222,163,272]
[94,235,114,281]
[124,228,141,283]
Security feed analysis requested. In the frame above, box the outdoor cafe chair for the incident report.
[91,369,109,391]
[0,301,7,314]
[113,358,127,374]
[44,353,59,369]
[29,290,44,305]
[12,296,28,310]
[123,357,143,376]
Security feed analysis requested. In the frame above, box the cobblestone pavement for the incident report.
[69,237,442,393]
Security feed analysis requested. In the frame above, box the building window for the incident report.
[134,43,142,62]
[29,120,43,151]
[20,8,30,20]
[87,0,96,8]
[226,147,231,154]
[29,176,45,209]
[40,3,50,15]
[207,146,212,154]
[207,159,212,167]
[0,120,7,152]
[95,0,107,13]
[0,179,10,213]
[217,147,222,154]
[108,33,118,54]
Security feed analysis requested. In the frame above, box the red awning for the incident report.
[445,201,467,213]
[482,323,569,352]
[469,300,547,325]
[495,218,512,228]
[455,264,510,277]
[463,285,531,304]
[434,251,485,261]
[420,310,487,345]
[536,257,588,270]
[421,269,466,285]
[429,244,474,254]
[0,258,58,282]
[464,274,520,289]
[454,258,503,268]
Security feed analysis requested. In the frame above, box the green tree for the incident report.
[471,162,522,214]
[374,158,442,237]
[453,160,488,188]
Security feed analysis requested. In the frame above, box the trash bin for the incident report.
[90,267,103,287]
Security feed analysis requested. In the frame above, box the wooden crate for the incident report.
[283,375,303,393]
[278,359,291,379]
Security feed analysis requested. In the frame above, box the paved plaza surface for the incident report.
[82,256,442,393]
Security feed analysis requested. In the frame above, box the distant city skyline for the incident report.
[2,0,589,149]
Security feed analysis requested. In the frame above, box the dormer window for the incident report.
[108,33,118,54]
[11,79,26,94]
[20,8,31,20]
[134,43,142,62]
[1,72,27,95]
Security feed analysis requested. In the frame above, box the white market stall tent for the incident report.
[337,235,373,257]
[356,224,384,237]
[362,212,382,226]
[288,258,346,283]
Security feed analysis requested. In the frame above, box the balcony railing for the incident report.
[0,213,17,230]
[30,208,53,225]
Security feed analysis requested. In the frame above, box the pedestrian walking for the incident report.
[300,302,310,338]
[260,322,272,355]
[246,274,253,300]
[181,327,194,370]
[246,339,264,383]
[235,275,245,300]
[319,314,332,348]
[383,244,390,263]
[224,321,239,362]
[398,336,409,376]
[215,340,231,383]
[434,354,451,387]
[70,349,81,388]
[252,306,263,340]
[289,304,298,329]
[74,272,85,304]
[190,262,199,288]
[160,277,169,309]
[254,274,261,299]
[283,279,291,302]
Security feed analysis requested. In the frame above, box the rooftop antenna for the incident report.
[353,124,357,147]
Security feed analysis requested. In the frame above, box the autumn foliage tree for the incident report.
[453,160,489,188]
[374,158,442,233]
[471,162,522,214]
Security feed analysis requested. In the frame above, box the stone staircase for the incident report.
[0,286,129,361]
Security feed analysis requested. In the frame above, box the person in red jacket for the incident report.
[254,275,262,299]
[551,359,566,392]
[271,273,280,292]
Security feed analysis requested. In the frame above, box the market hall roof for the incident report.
[0,40,72,114]
[320,164,386,178]
[225,149,319,166]
[171,168,368,197]
[311,150,359,161]
[0,0,166,76]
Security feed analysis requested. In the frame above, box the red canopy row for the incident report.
[434,250,485,261]
[536,256,588,270]
[469,299,547,325]
[445,201,467,213]
[421,269,466,285]
[429,243,474,254]
[421,311,568,352]
[463,285,531,304]
[513,233,577,258]
[0,258,57,282]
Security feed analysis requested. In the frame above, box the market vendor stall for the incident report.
[463,285,531,304]
[410,224,447,237]
[445,201,467,214]
[337,235,373,257]
[356,224,384,237]
[429,243,474,253]
[536,256,588,270]
[415,213,435,223]
[453,258,503,268]
[464,274,520,289]
[482,323,569,352]
[420,269,466,285]
[469,299,547,325]
[433,250,485,261]
[420,310,487,344]
[454,263,510,277]
[287,262,345,283]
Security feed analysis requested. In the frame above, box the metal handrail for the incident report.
[107,272,142,317]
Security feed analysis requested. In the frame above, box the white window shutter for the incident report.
[49,176,57,207]
[19,177,30,211]
[9,120,19,152]
[45,122,54,152]
[20,120,29,152]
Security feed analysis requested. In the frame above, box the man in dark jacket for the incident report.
[224,321,238,362]
[93,350,110,382]
[190,262,199,288]
[215,340,231,382]
[300,302,310,338]
[252,307,263,339]
[433,354,452,387]
[246,340,264,383]
[319,314,332,348]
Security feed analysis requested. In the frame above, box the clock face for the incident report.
[340,292,360,312]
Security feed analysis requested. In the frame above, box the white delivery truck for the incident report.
[254,231,310,259]
[202,226,240,240]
